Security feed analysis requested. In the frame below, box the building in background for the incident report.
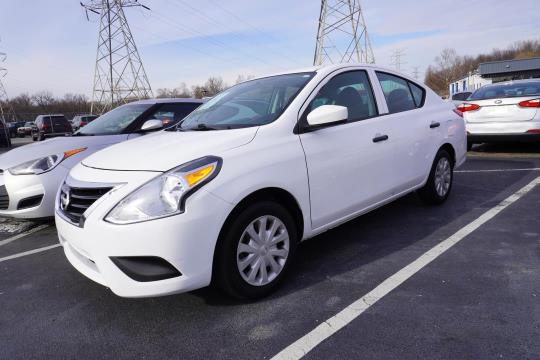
[478,57,540,82]
[449,57,540,96]
[449,72,492,97]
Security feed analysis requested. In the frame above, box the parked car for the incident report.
[31,114,73,141]
[55,64,466,299]
[8,121,25,138]
[458,79,540,150]
[17,122,34,137]
[0,98,202,219]
[71,114,99,131]
[451,91,472,107]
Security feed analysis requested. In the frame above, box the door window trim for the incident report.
[295,68,380,134]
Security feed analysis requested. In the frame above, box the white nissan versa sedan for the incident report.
[0,99,202,219]
[56,64,466,299]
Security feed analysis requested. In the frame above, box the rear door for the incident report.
[374,71,438,192]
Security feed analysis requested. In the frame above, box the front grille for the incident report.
[60,184,113,225]
[0,185,9,210]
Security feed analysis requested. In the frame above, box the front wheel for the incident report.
[213,201,297,300]
[418,149,453,205]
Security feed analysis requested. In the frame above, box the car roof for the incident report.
[250,63,421,84]
[130,98,205,105]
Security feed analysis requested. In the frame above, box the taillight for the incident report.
[526,129,540,133]
[457,103,481,112]
[518,98,540,108]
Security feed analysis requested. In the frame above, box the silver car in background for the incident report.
[459,80,540,150]
[0,98,202,219]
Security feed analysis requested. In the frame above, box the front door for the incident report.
[299,69,396,230]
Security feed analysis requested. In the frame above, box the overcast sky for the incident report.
[0,0,538,98]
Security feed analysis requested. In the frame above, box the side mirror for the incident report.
[306,105,348,127]
[140,119,163,132]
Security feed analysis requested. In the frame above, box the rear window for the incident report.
[452,92,472,101]
[469,82,540,100]
[45,116,68,125]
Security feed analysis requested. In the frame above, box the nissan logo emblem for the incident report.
[60,188,70,211]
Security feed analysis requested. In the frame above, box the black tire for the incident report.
[213,201,298,300]
[418,149,453,205]
[38,133,43,141]
[467,141,473,152]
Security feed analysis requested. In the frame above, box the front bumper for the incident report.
[0,165,69,219]
[55,165,233,297]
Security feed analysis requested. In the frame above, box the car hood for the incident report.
[0,135,127,169]
[82,128,259,172]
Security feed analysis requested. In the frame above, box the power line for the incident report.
[206,0,305,67]
[169,0,304,67]
[314,0,375,65]
[81,0,153,114]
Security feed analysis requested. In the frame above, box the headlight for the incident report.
[8,148,87,175]
[105,156,222,224]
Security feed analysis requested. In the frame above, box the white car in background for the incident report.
[0,98,202,219]
[459,79,540,150]
[56,64,466,299]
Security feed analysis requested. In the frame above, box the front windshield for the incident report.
[78,103,152,135]
[177,72,315,131]
[469,81,540,100]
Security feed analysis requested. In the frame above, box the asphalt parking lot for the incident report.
[1,145,539,359]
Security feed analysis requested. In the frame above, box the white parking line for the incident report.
[0,243,61,263]
[272,175,540,360]
[0,224,49,247]
[455,168,540,173]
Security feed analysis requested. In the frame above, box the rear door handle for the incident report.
[372,134,389,143]
[430,122,440,129]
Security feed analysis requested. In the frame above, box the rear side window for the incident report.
[376,72,424,113]
[306,70,377,123]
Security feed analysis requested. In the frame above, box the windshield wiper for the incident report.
[73,132,94,136]
[190,123,220,131]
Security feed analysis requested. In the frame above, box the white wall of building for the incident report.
[449,73,492,95]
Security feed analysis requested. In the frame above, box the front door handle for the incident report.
[430,122,441,129]
[372,134,389,143]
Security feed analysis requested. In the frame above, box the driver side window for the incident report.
[308,70,377,123]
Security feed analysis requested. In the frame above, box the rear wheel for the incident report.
[418,149,453,205]
[214,201,297,300]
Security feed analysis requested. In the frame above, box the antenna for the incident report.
[81,0,153,114]
[314,0,375,66]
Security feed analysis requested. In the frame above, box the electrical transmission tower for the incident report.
[390,49,407,72]
[314,0,375,66]
[81,0,153,114]
[0,50,18,123]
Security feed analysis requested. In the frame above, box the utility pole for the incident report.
[412,66,420,80]
[390,49,406,72]
[0,48,15,147]
[314,0,375,66]
[0,50,17,122]
[81,0,153,114]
